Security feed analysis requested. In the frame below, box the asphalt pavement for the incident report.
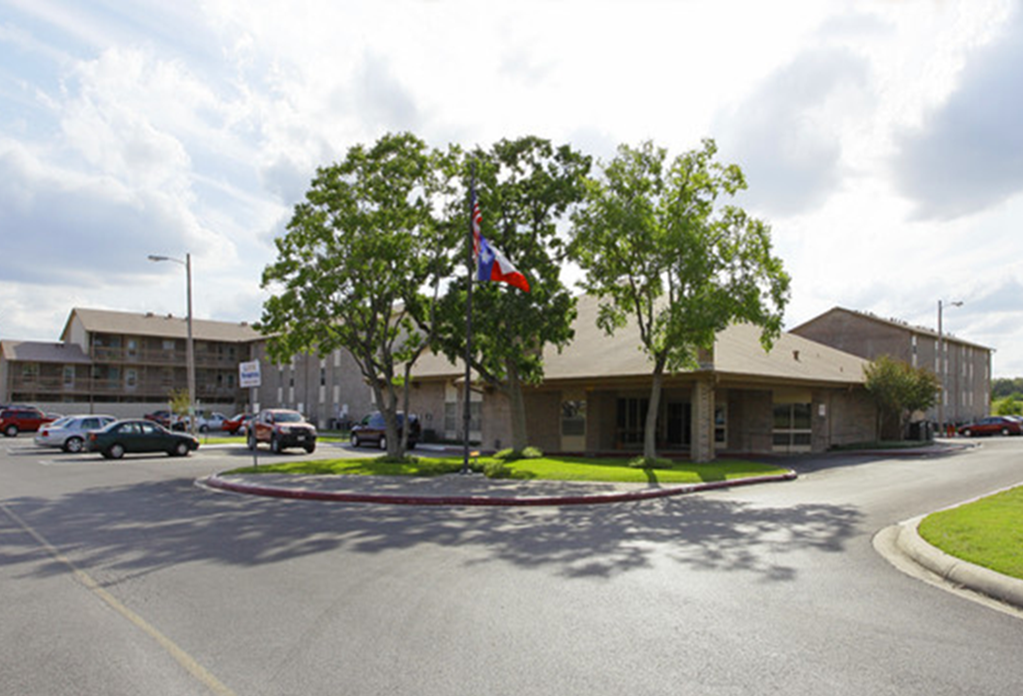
[198,439,1023,614]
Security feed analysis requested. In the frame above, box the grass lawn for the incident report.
[918,486,1023,581]
[223,455,789,485]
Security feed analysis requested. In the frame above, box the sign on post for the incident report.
[239,360,261,388]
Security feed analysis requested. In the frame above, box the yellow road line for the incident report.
[1,502,236,696]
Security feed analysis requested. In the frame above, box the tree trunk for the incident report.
[380,383,401,459]
[505,358,529,453]
[643,359,666,461]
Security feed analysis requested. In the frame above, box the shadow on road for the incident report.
[1,478,862,584]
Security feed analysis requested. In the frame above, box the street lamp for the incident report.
[937,299,963,438]
[148,253,196,436]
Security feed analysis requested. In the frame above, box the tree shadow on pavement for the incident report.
[1,477,862,585]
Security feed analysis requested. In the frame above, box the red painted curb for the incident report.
[200,471,798,507]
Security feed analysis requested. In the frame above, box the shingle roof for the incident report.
[412,294,868,386]
[1,340,92,364]
[790,307,991,351]
[61,308,262,343]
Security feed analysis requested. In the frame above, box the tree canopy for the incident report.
[258,132,457,457]
[863,355,940,440]
[434,137,590,452]
[569,139,790,461]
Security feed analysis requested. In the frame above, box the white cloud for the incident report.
[3,0,1023,378]
[893,3,1023,219]
[716,45,873,215]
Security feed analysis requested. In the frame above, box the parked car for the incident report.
[143,409,173,427]
[350,411,421,450]
[1,406,56,437]
[248,409,317,454]
[34,414,117,453]
[171,411,228,433]
[957,416,1023,437]
[87,419,200,459]
[222,413,255,435]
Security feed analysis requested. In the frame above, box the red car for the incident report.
[143,409,173,428]
[1,406,56,437]
[247,409,317,454]
[957,416,1022,437]
[223,413,255,434]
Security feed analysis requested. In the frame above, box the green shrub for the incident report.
[482,460,512,478]
[493,446,544,461]
[627,455,674,470]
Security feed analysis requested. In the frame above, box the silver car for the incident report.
[34,414,117,453]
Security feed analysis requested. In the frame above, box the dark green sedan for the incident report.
[87,419,200,459]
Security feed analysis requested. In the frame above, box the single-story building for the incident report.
[407,295,878,461]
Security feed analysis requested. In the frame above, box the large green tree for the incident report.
[435,137,591,452]
[258,132,457,457]
[864,355,940,440]
[569,139,790,462]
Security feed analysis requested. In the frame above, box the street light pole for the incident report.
[149,253,197,436]
[937,299,963,438]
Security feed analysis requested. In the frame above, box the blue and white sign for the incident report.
[239,360,261,388]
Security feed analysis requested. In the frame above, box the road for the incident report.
[2,437,1022,695]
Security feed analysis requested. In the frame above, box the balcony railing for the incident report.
[7,375,242,401]
[91,346,245,368]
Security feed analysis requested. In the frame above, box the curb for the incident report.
[895,516,1023,610]
[200,471,798,507]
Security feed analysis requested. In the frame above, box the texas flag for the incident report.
[471,191,530,293]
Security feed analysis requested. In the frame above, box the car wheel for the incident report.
[1001,428,1011,436]
[271,435,282,454]
[108,443,125,459]
[199,424,209,433]
[963,429,973,437]
[379,435,387,451]
[172,441,190,457]
[408,440,416,450]
[305,443,316,454]
[350,434,360,448]
[64,436,84,453]
[3,425,17,437]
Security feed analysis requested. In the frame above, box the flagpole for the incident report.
[462,163,475,475]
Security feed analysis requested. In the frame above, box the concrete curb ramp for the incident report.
[201,470,798,507]
[896,515,1023,610]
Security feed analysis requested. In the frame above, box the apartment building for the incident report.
[1,308,260,417]
[790,307,992,426]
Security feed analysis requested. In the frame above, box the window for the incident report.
[469,402,481,434]
[714,404,727,446]
[616,398,648,446]
[561,400,586,436]
[444,401,457,433]
[63,365,76,387]
[773,403,812,453]
[125,369,137,388]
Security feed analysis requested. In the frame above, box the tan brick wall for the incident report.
[726,389,773,453]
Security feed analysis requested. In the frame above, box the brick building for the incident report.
[405,295,878,461]
[790,307,992,427]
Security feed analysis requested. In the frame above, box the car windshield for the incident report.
[274,411,304,423]
[49,416,73,428]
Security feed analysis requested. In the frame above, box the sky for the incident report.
[2,0,1023,375]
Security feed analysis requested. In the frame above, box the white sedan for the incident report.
[34,414,117,453]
